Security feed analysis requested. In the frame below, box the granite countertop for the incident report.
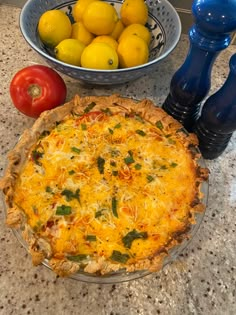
[0,5,235,315]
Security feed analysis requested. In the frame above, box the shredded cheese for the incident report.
[13,112,197,266]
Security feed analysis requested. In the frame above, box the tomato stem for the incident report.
[28,84,42,99]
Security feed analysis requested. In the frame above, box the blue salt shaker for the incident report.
[193,53,236,159]
[162,0,236,131]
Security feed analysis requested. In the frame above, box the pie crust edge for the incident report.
[0,94,209,277]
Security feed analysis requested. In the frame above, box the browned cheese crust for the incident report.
[0,94,209,277]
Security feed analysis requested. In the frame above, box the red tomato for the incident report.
[9,65,67,118]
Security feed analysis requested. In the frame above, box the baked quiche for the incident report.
[0,94,209,277]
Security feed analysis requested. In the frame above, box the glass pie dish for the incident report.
[1,148,208,284]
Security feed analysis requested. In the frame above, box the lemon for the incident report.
[120,0,148,26]
[72,0,100,22]
[117,34,149,68]
[81,42,118,69]
[71,22,95,46]
[118,23,151,46]
[92,35,118,51]
[38,10,72,47]
[55,38,85,66]
[110,19,125,40]
[82,1,118,36]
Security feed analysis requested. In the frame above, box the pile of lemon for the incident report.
[38,0,151,70]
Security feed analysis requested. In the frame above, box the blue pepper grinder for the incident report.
[193,53,236,159]
[162,0,236,131]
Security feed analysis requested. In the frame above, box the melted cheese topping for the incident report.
[13,112,197,266]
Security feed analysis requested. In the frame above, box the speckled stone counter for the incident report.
[0,5,235,315]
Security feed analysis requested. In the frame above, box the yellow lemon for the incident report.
[118,23,151,46]
[71,22,95,46]
[82,1,118,35]
[81,42,118,69]
[117,34,149,68]
[110,19,125,40]
[72,0,100,22]
[55,38,85,66]
[38,10,72,47]
[92,35,118,51]
[120,0,148,26]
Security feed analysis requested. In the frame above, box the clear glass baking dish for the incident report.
[1,157,208,284]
